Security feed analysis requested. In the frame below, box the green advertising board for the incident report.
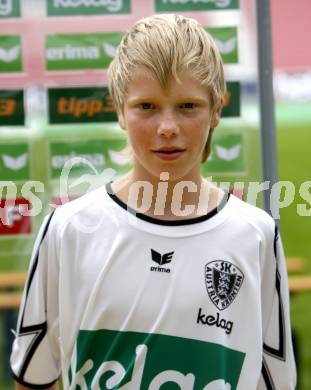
[155,0,239,12]
[0,35,22,72]
[0,0,20,18]
[222,82,240,117]
[0,143,29,180]
[207,27,238,64]
[45,32,123,71]
[0,89,24,126]
[48,83,239,125]
[50,139,130,179]
[48,87,117,124]
[202,133,245,175]
[47,0,131,16]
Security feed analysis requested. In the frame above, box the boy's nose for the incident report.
[157,113,179,138]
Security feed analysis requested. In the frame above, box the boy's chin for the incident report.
[148,168,197,183]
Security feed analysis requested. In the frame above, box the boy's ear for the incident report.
[211,104,222,129]
[118,112,126,130]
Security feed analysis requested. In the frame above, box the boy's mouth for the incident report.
[152,147,186,160]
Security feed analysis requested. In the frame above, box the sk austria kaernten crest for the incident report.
[205,260,244,311]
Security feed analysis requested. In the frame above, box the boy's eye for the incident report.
[139,103,155,110]
[180,103,195,109]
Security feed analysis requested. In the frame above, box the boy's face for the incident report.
[119,67,220,182]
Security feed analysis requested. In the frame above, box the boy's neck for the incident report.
[110,171,225,221]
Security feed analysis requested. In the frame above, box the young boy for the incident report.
[11,14,296,390]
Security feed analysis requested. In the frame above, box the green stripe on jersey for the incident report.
[70,328,245,389]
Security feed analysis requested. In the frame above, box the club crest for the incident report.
[205,260,244,311]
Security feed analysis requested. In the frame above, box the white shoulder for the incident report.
[49,185,113,235]
[228,194,276,239]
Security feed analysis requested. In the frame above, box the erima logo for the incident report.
[46,44,100,61]
[150,249,174,273]
[102,43,117,58]
[0,0,12,16]
[2,154,27,170]
[0,46,20,63]
[46,42,117,61]
[215,144,241,161]
[51,153,105,169]
[214,37,237,54]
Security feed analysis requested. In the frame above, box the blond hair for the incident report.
[108,14,226,162]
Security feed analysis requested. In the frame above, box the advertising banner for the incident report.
[0,143,29,180]
[0,89,24,126]
[0,0,20,18]
[203,133,245,174]
[47,0,131,16]
[0,198,31,235]
[48,87,117,124]
[207,27,238,64]
[222,82,240,117]
[0,35,22,72]
[45,32,123,71]
[155,0,239,12]
[50,139,130,179]
[48,83,239,125]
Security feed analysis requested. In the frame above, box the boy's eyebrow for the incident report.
[126,96,210,104]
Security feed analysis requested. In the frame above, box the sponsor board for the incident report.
[0,198,31,234]
[0,143,29,180]
[48,87,117,124]
[207,27,238,64]
[0,35,22,72]
[222,81,240,118]
[49,139,130,179]
[202,133,244,174]
[0,89,25,126]
[47,0,131,16]
[0,0,20,18]
[69,329,245,388]
[45,32,123,71]
[155,0,239,12]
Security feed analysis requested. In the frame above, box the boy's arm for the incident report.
[10,212,61,387]
[257,225,297,389]
[15,382,59,390]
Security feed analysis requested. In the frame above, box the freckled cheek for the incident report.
[127,115,155,136]
[127,120,153,151]
[184,118,210,142]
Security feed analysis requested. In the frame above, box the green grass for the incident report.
[277,124,311,268]
[276,105,311,389]
[0,311,14,390]
[290,293,311,390]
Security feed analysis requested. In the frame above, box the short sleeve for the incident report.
[10,212,61,388]
[257,225,297,389]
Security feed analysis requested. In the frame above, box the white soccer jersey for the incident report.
[11,183,296,389]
